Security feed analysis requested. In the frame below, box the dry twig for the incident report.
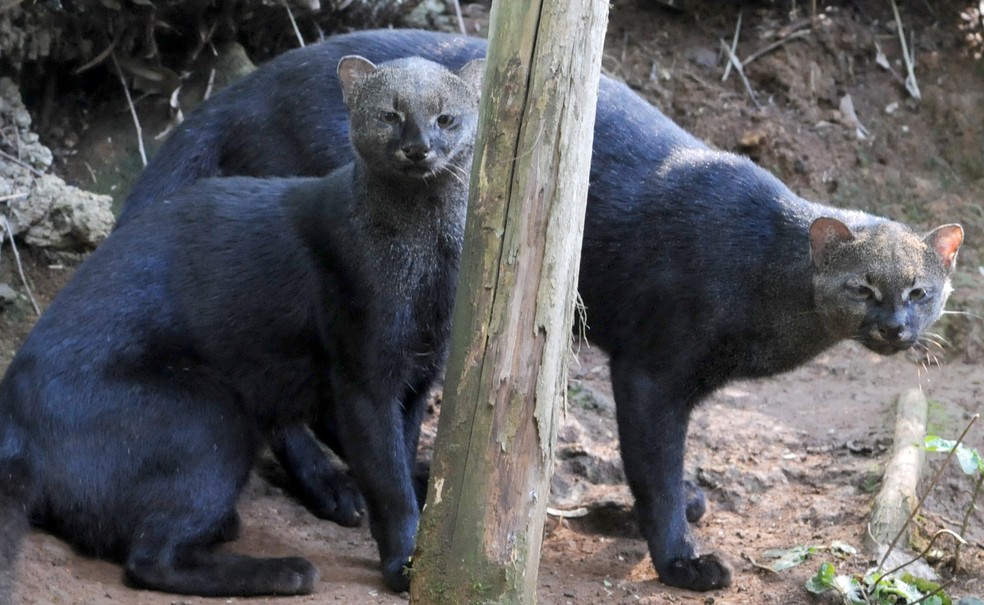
[891,0,921,100]
[719,39,760,109]
[722,11,742,82]
[283,1,305,48]
[203,67,217,101]
[742,29,812,67]
[0,216,41,317]
[875,414,978,572]
[955,468,984,573]
[449,0,467,35]
[111,53,147,167]
[0,149,44,178]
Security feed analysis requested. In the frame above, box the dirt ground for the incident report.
[3,1,984,603]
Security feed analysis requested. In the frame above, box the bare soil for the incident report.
[3,1,984,603]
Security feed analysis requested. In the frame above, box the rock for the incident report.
[5,173,114,250]
[0,77,52,171]
[1,76,114,250]
[0,283,17,307]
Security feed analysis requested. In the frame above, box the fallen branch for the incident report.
[865,389,928,557]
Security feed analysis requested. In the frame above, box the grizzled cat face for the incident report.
[809,218,964,355]
[337,55,484,181]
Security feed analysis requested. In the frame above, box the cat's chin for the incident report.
[858,339,914,356]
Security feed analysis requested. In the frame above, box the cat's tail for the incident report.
[0,441,32,605]
[114,118,223,229]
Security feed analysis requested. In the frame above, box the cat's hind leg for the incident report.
[55,370,319,597]
[124,541,317,596]
[120,413,319,596]
[609,356,731,591]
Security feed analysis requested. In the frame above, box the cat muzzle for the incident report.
[859,328,916,355]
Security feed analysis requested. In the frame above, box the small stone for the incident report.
[0,283,17,306]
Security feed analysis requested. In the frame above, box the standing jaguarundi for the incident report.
[13,29,966,594]
[0,54,484,596]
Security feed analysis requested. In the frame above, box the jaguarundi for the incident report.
[0,54,483,596]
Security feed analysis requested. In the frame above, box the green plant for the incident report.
[805,562,951,605]
[804,415,982,604]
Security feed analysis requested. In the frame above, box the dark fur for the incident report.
[7,30,962,594]
[0,56,480,596]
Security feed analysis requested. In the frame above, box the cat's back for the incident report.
[578,144,813,355]
[122,29,703,224]
[19,177,332,361]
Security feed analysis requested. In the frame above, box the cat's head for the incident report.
[809,217,964,355]
[337,55,485,182]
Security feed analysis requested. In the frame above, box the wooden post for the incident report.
[409,1,609,603]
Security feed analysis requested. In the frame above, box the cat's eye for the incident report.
[379,111,401,124]
[853,284,874,300]
[436,114,455,128]
[909,288,926,301]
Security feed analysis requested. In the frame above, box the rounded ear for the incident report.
[809,217,855,269]
[924,223,964,274]
[337,55,378,104]
[456,59,486,95]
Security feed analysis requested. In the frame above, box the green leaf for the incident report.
[876,577,921,601]
[923,435,984,475]
[957,446,984,475]
[900,573,952,605]
[924,434,957,451]
[805,561,836,594]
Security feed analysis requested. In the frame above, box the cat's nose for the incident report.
[402,143,431,163]
[877,322,904,341]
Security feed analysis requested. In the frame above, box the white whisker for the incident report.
[943,310,984,322]
[922,332,952,348]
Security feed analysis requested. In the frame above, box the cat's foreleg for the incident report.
[330,367,418,593]
[269,422,365,527]
[609,357,731,591]
[684,479,707,523]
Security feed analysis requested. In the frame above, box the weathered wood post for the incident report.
[408,0,609,603]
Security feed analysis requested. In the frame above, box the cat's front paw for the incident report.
[305,473,365,527]
[684,479,707,523]
[381,555,412,593]
[657,553,731,591]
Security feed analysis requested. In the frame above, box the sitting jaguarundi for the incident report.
[0,54,483,596]
[7,29,964,594]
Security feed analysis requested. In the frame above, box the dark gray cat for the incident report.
[0,54,483,596]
